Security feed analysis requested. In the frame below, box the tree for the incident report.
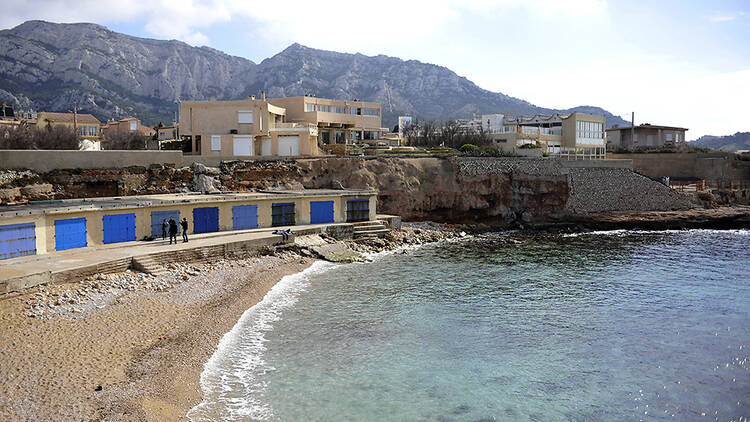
[0,122,80,150]
[103,130,148,150]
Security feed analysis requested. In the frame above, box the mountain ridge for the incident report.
[690,132,750,152]
[0,20,629,128]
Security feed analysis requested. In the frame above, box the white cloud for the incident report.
[480,55,750,138]
[710,11,745,22]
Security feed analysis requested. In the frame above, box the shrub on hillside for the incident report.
[459,143,478,153]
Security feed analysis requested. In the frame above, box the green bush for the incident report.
[518,143,541,149]
[459,144,478,152]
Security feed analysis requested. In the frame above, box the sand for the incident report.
[0,251,314,421]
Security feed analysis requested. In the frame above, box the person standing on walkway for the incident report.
[168,217,178,245]
[181,217,189,243]
[161,218,168,241]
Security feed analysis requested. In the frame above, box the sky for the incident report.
[2,0,749,139]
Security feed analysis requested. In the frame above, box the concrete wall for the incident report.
[609,152,750,180]
[0,150,184,172]
[562,159,633,169]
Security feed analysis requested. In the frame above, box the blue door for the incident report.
[310,200,334,224]
[103,213,136,244]
[151,210,180,236]
[0,223,36,260]
[232,205,258,230]
[55,218,87,251]
[193,207,219,234]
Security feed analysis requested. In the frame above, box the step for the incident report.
[354,225,386,233]
[353,228,390,239]
[351,221,383,227]
[131,257,167,276]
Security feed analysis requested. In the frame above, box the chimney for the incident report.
[249,95,255,100]
[261,90,266,101]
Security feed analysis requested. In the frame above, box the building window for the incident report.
[238,110,253,124]
[305,103,316,112]
[317,105,330,112]
[577,121,602,139]
[129,121,137,131]
[211,135,221,151]
[349,107,361,115]
[363,131,379,140]
[351,130,362,141]
[320,130,331,143]
[666,133,674,141]
[362,108,379,116]
[333,106,346,113]
[335,130,345,143]
[272,203,295,227]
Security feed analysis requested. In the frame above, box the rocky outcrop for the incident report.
[0,156,699,226]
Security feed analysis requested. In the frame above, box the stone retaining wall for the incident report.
[565,168,694,213]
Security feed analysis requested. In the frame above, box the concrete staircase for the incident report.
[352,221,390,239]
[131,256,167,276]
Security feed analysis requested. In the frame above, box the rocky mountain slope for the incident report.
[0,20,629,128]
[691,132,750,152]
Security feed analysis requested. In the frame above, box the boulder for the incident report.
[192,174,220,193]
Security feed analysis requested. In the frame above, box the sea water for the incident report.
[188,230,750,422]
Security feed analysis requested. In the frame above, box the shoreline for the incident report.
[0,226,461,421]
[1,222,747,420]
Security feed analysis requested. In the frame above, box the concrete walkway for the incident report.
[0,223,334,295]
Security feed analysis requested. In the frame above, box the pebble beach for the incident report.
[0,225,461,421]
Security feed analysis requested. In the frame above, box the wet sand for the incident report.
[0,251,314,421]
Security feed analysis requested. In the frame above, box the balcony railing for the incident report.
[556,146,607,160]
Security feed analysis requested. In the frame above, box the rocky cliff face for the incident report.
[0,157,694,226]
[0,21,629,128]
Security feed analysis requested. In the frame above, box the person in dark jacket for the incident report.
[161,218,168,240]
[168,217,178,245]
[181,218,189,243]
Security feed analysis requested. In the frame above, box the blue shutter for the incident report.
[193,207,219,233]
[232,205,258,230]
[103,213,136,244]
[0,222,36,260]
[310,200,334,224]
[151,210,181,236]
[55,218,87,250]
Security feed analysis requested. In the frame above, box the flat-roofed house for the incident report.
[269,96,382,146]
[482,112,606,158]
[179,95,384,157]
[606,124,687,150]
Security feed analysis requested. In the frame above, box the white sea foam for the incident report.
[187,260,337,422]
[561,228,749,238]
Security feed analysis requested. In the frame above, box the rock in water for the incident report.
[311,243,364,263]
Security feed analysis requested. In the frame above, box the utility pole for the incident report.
[73,102,78,137]
[631,111,635,146]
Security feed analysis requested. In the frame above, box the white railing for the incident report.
[556,146,607,160]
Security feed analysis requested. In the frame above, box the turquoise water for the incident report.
[189,230,750,422]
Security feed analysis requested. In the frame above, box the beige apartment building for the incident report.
[179,95,383,157]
